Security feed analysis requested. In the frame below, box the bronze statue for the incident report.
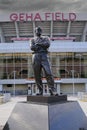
[30,26,58,96]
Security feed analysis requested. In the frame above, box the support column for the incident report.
[28,55,33,78]
[31,84,36,95]
[85,83,87,92]
[50,20,53,38]
[0,58,4,79]
[56,84,60,94]
[15,22,19,38]
[33,21,35,37]
[66,21,71,37]
[0,26,5,42]
[81,22,87,41]
[56,56,60,78]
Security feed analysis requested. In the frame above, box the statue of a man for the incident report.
[30,26,58,96]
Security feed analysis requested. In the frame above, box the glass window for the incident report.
[0,52,87,79]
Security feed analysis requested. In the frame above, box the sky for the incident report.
[0,0,87,12]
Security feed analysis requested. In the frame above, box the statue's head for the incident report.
[35,26,42,37]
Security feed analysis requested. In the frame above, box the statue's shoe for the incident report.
[36,91,43,96]
[49,89,59,96]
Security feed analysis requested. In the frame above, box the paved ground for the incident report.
[0,96,26,130]
[68,95,87,117]
[0,95,87,130]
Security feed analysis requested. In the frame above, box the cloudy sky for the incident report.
[0,0,87,12]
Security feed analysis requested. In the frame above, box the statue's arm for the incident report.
[30,39,39,51]
[37,36,50,48]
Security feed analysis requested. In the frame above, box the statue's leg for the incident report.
[42,54,58,96]
[32,54,43,95]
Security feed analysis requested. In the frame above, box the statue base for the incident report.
[3,96,87,130]
[27,95,67,103]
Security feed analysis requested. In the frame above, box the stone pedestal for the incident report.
[27,95,67,103]
[3,95,87,130]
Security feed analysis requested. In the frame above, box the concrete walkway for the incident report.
[0,96,26,130]
[0,95,87,130]
[68,96,87,117]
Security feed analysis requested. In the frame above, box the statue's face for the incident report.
[35,27,42,36]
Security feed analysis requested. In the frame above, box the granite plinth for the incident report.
[3,101,87,130]
[27,95,67,104]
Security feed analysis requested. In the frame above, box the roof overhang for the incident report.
[0,41,87,53]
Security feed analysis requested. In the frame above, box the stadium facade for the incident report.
[0,11,87,95]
